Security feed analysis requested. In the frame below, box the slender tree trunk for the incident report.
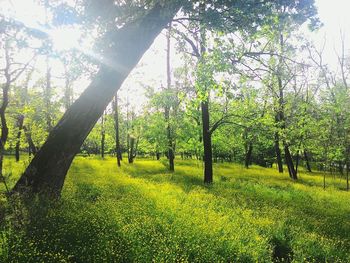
[113,95,121,167]
[0,80,10,177]
[15,114,25,162]
[304,149,312,172]
[284,145,297,180]
[0,111,8,176]
[274,132,283,173]
[12,3,181,196]
[346,163,349,191]
[338,161,344,175]
[245,141,253,169]
[128,137,135,164]
[23,125,37,155]
[201,100,213,184]
[165,23,175,171]
[100,112,105,159]
[164,107,174,170]
[295,150,300,177]
[346,162,349,191]
[0,42,12,178]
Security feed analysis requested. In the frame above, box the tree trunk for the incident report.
[245,141,253,169]
[0,110,8,177]
[295,150,300,177]
[23,125,37,155]
[304,149,312,172]
[12,2,181,196]
[164,23,174,171]
[0,81,10,177]
[346,163,349,191]
[15,114,25,162]
[128,137,135,164]
[274,132,283,173]
[284,145,297,180]
[201,100,213,184]
[100,112,105,159]
[113,95,121,167]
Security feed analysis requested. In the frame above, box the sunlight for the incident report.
[0,0,81,52]
[49,27,81,51]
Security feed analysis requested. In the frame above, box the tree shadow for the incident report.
[120,160,350,247]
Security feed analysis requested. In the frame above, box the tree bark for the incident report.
[201,100,213,184]
[12,2,181,196]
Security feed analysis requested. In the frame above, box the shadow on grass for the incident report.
[119,160,350,246]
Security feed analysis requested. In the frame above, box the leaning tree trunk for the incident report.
[12,2,181,196]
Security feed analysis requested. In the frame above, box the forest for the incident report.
[0,0,349,262]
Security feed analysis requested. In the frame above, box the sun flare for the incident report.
[49,27,81,51]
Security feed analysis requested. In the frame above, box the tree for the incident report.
[173,0,318,183]
[12,1,183,196]
[113,93,122,167]
[165,24,175,171]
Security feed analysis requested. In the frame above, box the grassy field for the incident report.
[0,156,349,262]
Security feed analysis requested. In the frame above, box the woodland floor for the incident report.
[0,156,349,262]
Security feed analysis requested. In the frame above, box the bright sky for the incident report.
[1,0,350,110]
[308,0,350,66]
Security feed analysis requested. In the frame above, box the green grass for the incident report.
[0,156,349,262]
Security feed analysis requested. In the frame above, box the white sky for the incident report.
[306,0,350,66]
[1,0,350,110]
